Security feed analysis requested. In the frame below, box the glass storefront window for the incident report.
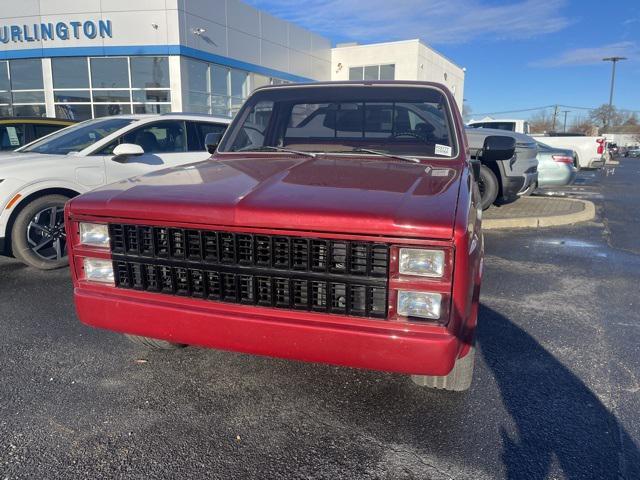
[10,59,44,90]
[55,104,92,121]
[52,58,89,88]
[52,56,171,120]
[54,90,91,103]
[211,65,228,96]
[90,57,129,88]
[182,58,250,117]
[230,70,249,98]
[11,91,45,103]
[0,59,47,116]
[93,104,132,117]
[92,90,131,103]
[131,57,169,89]
[13,105,46,117]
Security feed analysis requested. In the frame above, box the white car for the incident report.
[0,113,230,269]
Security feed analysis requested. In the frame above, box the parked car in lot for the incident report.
[535,141,577,188]
[66,81,516,391]
[465,127,538,210]
[0,117,75,153]
[467,117,605,169]
[625,147,640,158]
[0,113,230,269]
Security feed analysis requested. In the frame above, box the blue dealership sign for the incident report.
[0,20,112,43]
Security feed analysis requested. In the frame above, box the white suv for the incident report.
[0,113,230,269]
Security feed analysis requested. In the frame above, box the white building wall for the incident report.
[178,0,332,81]
[331,39,465,108]
[0,0,331,82]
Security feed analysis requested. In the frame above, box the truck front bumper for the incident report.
[74,287,462,376]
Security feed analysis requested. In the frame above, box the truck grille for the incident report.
[108,224,389,319]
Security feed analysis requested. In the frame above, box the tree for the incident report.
[589,104,623,128]
[570,117,597,136]
[623,113,638,126]
[528,110,554,134]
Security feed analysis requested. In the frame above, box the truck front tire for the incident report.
[411,347,475,391]
[478,166,499,210]
[124,334,187,350]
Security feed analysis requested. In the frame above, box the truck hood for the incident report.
[69,155,463,240]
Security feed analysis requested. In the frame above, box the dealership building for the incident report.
[0,0,465,120]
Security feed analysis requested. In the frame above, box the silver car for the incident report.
[536,141,577,188]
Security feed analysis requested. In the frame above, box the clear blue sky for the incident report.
[246,0,639,122]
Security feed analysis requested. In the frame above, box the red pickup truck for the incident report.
[65,82,515,391]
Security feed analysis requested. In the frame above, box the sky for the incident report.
[245,0,639,124]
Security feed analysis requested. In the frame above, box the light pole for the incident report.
[602,56,627,128]
[561,110,570,132]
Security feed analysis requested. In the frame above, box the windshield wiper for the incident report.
[243,146,317,158]
[349,148,421,164]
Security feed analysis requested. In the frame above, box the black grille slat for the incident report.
[110,224,389,319]
[139,227,154,256]
[237,235,253,264]
[110,225,125,253]
[220,233,236,263]
[273,237,290,269]
[186,230,203,261]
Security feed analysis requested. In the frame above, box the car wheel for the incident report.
[520,180,537,197]
[11,194,71,270]
[124,334,187,350]
[478,165,499,210]
[411,347,475,391]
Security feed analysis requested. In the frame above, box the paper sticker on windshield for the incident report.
[7,127,20,146]
[435,144,452,156]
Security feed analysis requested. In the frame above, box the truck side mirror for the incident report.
[112,143,144,163]
[204,132,224,154]
[482,135,516,162]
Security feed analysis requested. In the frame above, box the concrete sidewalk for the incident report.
[483,196,595,229]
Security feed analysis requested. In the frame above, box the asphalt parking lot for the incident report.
[1,159,640,479]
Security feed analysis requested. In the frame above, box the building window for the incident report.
[52,56,171,120]
[348,64,395,81]
[0,59,46,117]
[183,58,252,118]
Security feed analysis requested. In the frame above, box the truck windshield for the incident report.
[20,118,135,155]
[218,86,457,158]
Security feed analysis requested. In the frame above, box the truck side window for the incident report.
[187,122,227,152]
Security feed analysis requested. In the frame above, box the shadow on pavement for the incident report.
[478,304,640,480]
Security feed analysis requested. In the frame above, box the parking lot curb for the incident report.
[483,198,595,230]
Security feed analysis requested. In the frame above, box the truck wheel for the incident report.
[411,347,475,391]
[11,194,71,270]
[124,334,187,350]
[478,166,499,210]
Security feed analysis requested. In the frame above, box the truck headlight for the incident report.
[397,291,442,320]
[399,248,445,277]
[80,222,110,247]
[83,258,114,284]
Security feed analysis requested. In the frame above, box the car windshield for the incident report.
[218,86,457,158]
[20,118,136,155]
